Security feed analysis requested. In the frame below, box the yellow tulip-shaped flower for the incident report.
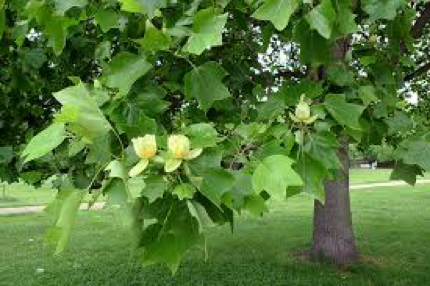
[289,94,318,124]
[129,135,157,177]
[165,135,202,172]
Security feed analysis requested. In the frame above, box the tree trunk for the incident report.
[311,139,358,265]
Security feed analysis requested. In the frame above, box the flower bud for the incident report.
[168,135,190,159]
[132,135,157,160]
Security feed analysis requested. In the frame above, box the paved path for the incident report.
[1,180,430,215]
[0,202,105,215]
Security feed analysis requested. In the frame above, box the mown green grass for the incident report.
[1,185,430,285]
[0,184,56,208]
[349,168,430,185]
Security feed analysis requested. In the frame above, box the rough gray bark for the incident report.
[311,139,358,265]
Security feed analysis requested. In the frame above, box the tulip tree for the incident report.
[2,0,430,272]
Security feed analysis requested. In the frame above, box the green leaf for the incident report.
[252,155,303,199]
[53,0,87,14]
[95,9,120,33]
[291,154,327,201]
[183,8,228,55]
[105,178,133,227]
[305,0,336,39]
[324,94,365,131]
[358,85,378,106]
[187,200,215,232]
[187,148,223,176]
[135,20,171,51]
[44,16,76,55]
[293,19,332,64]
[244,194,268,216]
[143,175,166,203]
[362,0,406,22]
[21,123,66,163]
[385,111,413,135]
[335,4,358,36]
[395,136,430,172]
[119,0,167,18]
[141,202,202,274]
[45,183,85,254]
[105,160,128,180]
[184,62,231,111]
[252,0,300,31]
[185,123,219,149]
[102,52,152,97]
[326,64,354,87]
[54,82,112,141]
[390,162,423,186]
[173,183,197,200]
[304,131,341,170]
[200,169,235,207]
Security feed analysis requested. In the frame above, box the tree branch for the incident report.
[404,61,430,81]
[411,2,430,39]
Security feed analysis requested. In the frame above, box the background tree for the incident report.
[1,0,429,272]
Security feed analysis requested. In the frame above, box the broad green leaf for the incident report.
[21,123,66,163]
[305,0,336,39]
[291,154,327,201]
[119,0,167,18]
[358,85,378,106]
[53,0,87,14]
[395,136,430,172]
[335,4,358,36]
[105,160,127,180]
[187,148,223,176]
[45,183,85,254]
[200,169,235,207]
[183,8,228,55]
[105,178,133,227]
[304,131,341,170]
[244,194,268,216]
[390,162,423,186]
[142,202,202,274]
[252,155,303,199]
[143,175,166,203]
[362,0,406,22]
[135,20,171,51]
[45,16,76,55]
[102,52,152,96]
[326,64,354,87]
[173,183,196,200]
[252,0,299,31]
[385,111,413,135]
[187,200,215,233]
[184,62,231,111]
[324,94,365,131]
[293,19,331,64]
[54,82,112,141]
[185,123,219,149]
[95,9,120,33]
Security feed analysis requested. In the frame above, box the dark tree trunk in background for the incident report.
[311,139,358,265]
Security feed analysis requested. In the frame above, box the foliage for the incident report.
[1,0,429,272]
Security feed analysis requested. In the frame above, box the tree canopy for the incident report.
[1,0,429,273]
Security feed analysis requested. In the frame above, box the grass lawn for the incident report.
[1,185,430,285]
[349,168,430,185]
[0,184,56,208]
